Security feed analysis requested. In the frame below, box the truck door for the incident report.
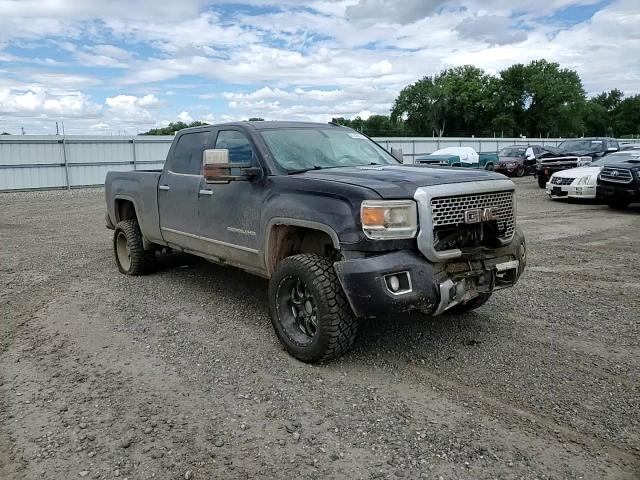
[158,130,212,253]
[198,129,264,270]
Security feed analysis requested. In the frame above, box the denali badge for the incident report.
[464,207,497,224]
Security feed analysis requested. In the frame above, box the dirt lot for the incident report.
[0,177,638,480]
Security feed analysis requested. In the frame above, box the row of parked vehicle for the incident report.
[415,138,640,210]
[534,138,640,210]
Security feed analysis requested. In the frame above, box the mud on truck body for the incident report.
[105,122,526,362]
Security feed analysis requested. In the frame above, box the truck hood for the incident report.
[291,165,509,199]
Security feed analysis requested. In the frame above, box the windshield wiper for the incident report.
[287,166,324,175]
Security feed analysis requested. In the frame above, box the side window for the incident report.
[214,130,254,164]
[169,131,210,175]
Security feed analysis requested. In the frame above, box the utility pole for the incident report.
[56,122,60,135]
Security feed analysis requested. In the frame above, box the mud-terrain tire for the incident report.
[606,199,630,210]
[269,254,358,363]
[113,219,156,275]
[448,293,493,314]
[537,176,547,188]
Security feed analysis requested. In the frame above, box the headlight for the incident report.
[576,175,594,185]
[361,200,418,239]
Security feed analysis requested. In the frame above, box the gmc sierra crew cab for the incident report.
[105,122,526,362]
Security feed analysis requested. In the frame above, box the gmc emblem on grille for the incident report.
[464,207,498,224]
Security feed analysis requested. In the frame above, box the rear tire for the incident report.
[485,163,494,171]
[447,293,492,314]
[113,219,156,275]
[537,176,547,188]
[268,254,358,363]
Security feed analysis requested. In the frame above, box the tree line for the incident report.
[335,59,639,138]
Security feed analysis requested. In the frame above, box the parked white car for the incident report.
[547,150,640,200]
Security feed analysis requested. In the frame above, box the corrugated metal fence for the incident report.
[0,136,173,191]
[1,135,638,191]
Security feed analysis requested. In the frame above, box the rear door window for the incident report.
[168,131,211,175]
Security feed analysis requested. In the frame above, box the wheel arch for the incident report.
[113,195,139,223]
[263,218,340,276]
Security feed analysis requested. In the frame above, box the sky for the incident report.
[0,0,638,134]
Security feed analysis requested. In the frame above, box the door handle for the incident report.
[199,189,213,196]
[159,185,170,191]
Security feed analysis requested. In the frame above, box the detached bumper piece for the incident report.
[335,232,525,319]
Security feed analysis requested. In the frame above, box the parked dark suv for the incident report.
[597,152,640,209]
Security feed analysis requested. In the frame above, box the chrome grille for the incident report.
[600,167,633,183]
[431,190,515,241]
[550,177,574,185]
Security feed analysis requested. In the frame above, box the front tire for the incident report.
[515,165,526,177]
[607,199,630,210]
[268,254,358,363]
[113,219,156,275]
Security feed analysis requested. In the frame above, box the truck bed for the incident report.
[105,170,164,245]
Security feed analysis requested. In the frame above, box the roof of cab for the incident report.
[178,121,345,134]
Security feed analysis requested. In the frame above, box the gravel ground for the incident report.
[0,178,638,480]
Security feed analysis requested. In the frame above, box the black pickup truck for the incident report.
[597,154,640,209]
[105,122,526,362]
[535,137,620,188]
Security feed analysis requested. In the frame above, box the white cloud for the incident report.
[176,111,193,123]
[0,0,638,132]
[455,15,528,45]
[105,94,163,121]
[0,85,101,117]
[346,0,449,25]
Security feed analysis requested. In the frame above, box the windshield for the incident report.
[498,147,526,157]
[592,152,640,166]
[558,139,605,153]
[261,128,399,172]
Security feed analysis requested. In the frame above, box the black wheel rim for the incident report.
[276,276,318,346]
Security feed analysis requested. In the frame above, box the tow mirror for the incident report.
[202,149,260,183]
[391,147,404,163]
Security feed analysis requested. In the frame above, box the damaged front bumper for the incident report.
[334,229,526,318]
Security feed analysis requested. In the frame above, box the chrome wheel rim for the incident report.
[116,231,131,271]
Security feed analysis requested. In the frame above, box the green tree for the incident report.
[612,95,640,136]
[391,65,495,137]
[142,121,209,135]
[592,89,623,111]
[247,117,264,121]
[497,60,585,137]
